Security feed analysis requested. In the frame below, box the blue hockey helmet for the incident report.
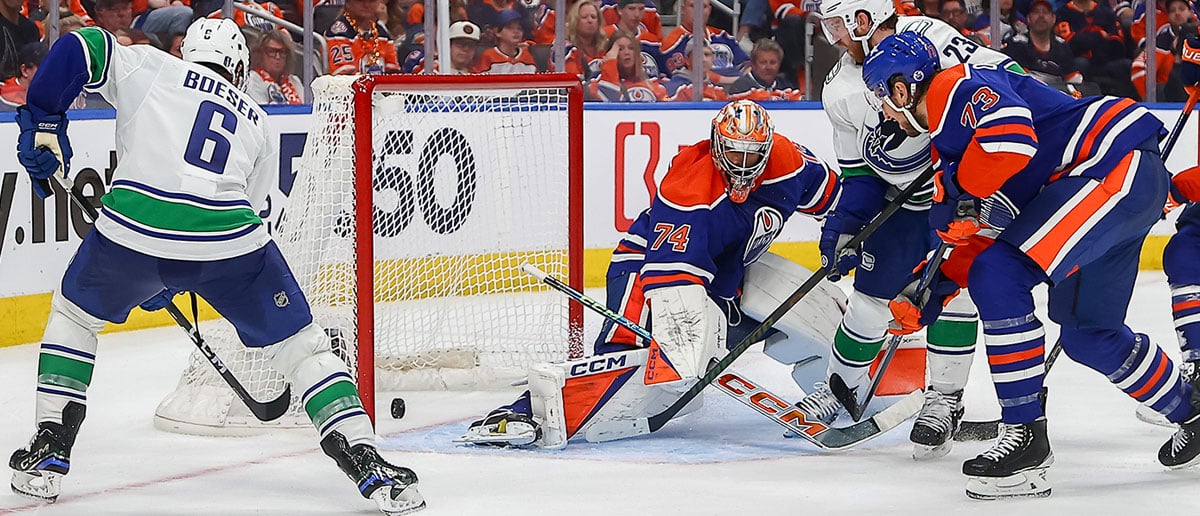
[862,31,940,102]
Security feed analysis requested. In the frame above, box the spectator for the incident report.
[1130,0,1171,48]
[404,19,480,73]
[0,41,43,109]
[94,0,133,33]
[917,0,942,18]
[660,0,747,84]
[599,0,660,41]
[473,9,538,72]
[469,0,536,44]
[1056,0,1132,96]
[1131,0,1195,100]
[246,29,306,104]
[560,0,605,79]
[970,0,1026,43]
[139,4,190,53]
[769,0,819,88]
[941,0,988,43]
[59,12,86,33]
[602,0,659,42]
[726,38,802,100]
[1003,0,1082,87]
[663,38,729,101]
[734,0,770,53]
[0,0,39,80]
[586,29,667,101]
[325,0,401,74]
[387,0,421,44]
[207,0,287,32]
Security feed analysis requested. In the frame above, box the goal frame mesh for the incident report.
[349,73,586,420]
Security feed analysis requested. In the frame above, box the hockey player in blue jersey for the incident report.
[864,31,1200,499]
[460,100,849,448]
[7,19,424,514]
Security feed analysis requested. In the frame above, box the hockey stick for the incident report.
[835,241,953,422]
[521,264,924,450]
[1161,87,1200,160]
[641,166,939,434]
[49,174,292,422]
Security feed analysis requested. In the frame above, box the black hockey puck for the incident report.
[391,398,405,419]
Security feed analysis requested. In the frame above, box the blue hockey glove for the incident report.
[139,289,179,312]
[929,168,980,245]
[16,106,72,199]
[819,226,859,282]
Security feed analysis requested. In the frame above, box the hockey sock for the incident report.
[1066,329,1193,423]
[1169,284,1200,363]
[828,292,889,388]
[983,314,1046,423]
[926,291,978,394]
[269,324,374,446]
[36,292,105,426]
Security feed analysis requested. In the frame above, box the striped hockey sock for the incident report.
[1110,333,1192,423]
[35,294,106,426]
[829,323,884,388]
[927,307,978,394]
[983,314,1046,423]
[1170,284,1200,363]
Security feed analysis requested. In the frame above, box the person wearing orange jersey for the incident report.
[324,0,400,75]
[473,9,537,73]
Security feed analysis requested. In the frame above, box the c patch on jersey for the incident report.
[744,207,784,263]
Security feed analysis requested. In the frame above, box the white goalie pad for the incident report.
[743,253,847,388]
[529,348,702,449]
[643,284,726,380]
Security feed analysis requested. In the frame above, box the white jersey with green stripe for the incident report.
[73,27,274,261]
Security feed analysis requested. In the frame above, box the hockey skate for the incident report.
[1137,361,1197,428]
[962,419,1053,500]
[458,409,541,447]
[1158,375,1200,469]
[321,432,425,515]
[782,382,844,438]
[10,402,85,502]
[911,388,964,461]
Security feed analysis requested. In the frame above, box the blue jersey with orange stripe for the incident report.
[927,64,1164,205]
[613,134,839,300]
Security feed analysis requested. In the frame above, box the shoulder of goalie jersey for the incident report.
[657,141,730,209]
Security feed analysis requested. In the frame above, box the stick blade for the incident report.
[246,385,292,422]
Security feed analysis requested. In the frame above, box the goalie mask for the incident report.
[181,18,250,91]
[862,31,940,134]
[819,0,895,54]
[711,100,774,204]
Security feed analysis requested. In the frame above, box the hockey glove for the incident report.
[819,227,858,282]
[16,106,72,199]
[929,169,980,245]
[1180,36,1200,96]
[139,288,179,312]
[887,262,962,336]
[1171,165,1200,206]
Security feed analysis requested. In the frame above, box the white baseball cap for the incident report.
[448,21,481,41]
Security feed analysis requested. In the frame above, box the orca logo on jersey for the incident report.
[744,206,784,264]
[861,116,932,179]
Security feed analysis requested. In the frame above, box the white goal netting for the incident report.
[155,74,583,435]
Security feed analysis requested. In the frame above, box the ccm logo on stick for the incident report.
[717,373,830,437]
[569,355,629,376]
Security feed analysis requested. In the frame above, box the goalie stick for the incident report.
[45,173,292,422]
[636,166,939,435]
[521,264,923,451]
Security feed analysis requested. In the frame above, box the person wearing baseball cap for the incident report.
[1,42,46,109]
[1001,0,1081,90]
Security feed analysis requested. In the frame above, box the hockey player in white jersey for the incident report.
[8,19,424,515]
[802,0,1019,459]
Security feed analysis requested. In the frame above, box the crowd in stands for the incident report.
[1,0,1197,106]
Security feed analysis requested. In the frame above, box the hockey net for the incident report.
[155,74,585,435]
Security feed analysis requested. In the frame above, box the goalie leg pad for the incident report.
[267,324,373,446]
[36,292,106,426]
[529,348,700,448]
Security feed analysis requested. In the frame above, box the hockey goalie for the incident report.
[459,100,851,448]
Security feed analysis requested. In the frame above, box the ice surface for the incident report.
[0,274,1195,515]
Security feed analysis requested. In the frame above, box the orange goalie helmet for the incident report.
[711,100,774,203]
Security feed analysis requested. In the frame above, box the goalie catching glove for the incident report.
[16,105,72,199]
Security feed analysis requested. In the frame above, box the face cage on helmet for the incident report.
[715,136,773,202]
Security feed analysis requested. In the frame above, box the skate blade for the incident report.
[912,441,951,461]
[454,428,537,447]
[1135,405,1176,429]
[11,470,62,502]
[371,483,426,515]
[965,467,1052,500]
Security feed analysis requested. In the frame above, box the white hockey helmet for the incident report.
[819,0,896,52]
[181,18,250,91]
